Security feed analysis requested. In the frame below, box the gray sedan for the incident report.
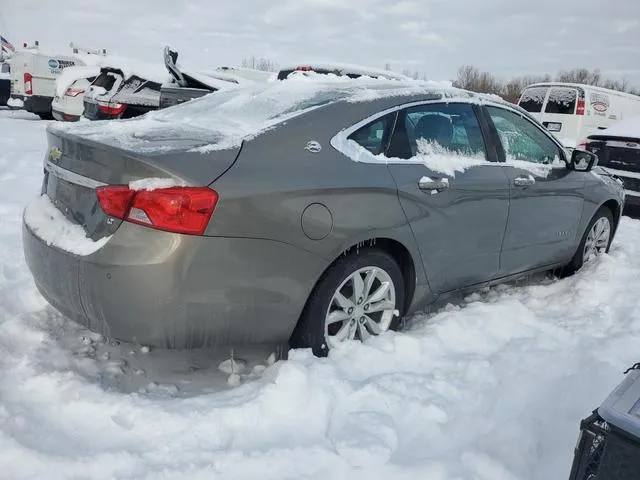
[23,79,625,354]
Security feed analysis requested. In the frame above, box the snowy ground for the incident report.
[1,107,640,479]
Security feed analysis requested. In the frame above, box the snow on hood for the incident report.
[55,65,101,97]
[594,115,640,140]
[49,76,465,154]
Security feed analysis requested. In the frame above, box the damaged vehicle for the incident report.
[159,46,250,109]
[23,78,624,354]
[83,58,167,120]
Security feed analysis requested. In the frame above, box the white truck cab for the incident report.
[518,82,640,148]
[10,41,106,119]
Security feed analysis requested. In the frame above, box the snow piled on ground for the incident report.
[2,109,640,479]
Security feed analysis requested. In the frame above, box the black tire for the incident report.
[562,207,614,277]
[290,249,405,357]
[37,112,53,120]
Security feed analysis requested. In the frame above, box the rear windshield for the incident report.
[151,81,352,132]
[545,87,577,115]
[91,72,119,91]
[518,87,548,113]
[1,63,9,74]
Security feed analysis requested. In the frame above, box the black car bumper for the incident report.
[23,95,53,115]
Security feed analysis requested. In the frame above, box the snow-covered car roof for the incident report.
[55,65,101,97]
[590,115,640,141]
[49,76,504,154]
[277,62,411,81]
[96,55,169,84]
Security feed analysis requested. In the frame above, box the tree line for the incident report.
[451,65,640,102]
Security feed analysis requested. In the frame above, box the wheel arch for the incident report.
[289,236,422,345]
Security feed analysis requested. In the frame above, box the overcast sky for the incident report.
[2,0,639,87]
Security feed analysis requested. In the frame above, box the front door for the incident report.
[484,105,586,275]
[383,102,510,293]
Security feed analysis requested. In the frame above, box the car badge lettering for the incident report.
[305,141,322,153]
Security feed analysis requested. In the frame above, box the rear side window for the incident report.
[386,103,487,160]
[545,88,577,115]
[91,72,118,91]
[518,87,548,113]
[348,114,394,155]
[1,63,9,74]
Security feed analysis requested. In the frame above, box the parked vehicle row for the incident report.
[23,78,625,354]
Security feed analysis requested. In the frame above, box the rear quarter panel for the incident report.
[203,98,429,286]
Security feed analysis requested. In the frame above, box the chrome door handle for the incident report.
[418,178,449,192]
[513,176,535,187]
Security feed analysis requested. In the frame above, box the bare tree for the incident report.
[453,65,502,95]
[241,55,279,72]
[453,64,639,101]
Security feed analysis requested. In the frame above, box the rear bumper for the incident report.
[23,95,53,114]
[52,108,80,122]
[23,210,326,349]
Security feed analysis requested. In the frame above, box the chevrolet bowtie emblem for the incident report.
[49,147,62,163]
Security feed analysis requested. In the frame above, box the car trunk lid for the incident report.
[42,122,242,241]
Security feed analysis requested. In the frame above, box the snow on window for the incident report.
[518,87,548,113]
[24,195,110,256]
[412,140,488,176]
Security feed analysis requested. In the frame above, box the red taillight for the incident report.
[576,99,585,115]
[65,87,85,97]
[97,101,127,116]
[295,65,313,72]
[96,186,135,218]
[96,186,218,236]
[24,72,33,95]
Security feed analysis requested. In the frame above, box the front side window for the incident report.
[387,103,487,160]
[518,87,548,113]
[348,114,393,155]
[545,87,577,115]
[487,106,563,164]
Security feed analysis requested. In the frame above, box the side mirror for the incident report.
[570,149,598,172]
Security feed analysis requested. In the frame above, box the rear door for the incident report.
[484,105,585,274]
[538,86,582,146]
[361,102,510,294]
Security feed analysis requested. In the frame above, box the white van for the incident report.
[10,42,105,119]
[517,82,640,148]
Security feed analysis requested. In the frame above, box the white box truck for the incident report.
[517,82,640,148]
[9,41,106,119]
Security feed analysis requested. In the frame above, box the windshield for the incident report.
[150,79,357,132]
